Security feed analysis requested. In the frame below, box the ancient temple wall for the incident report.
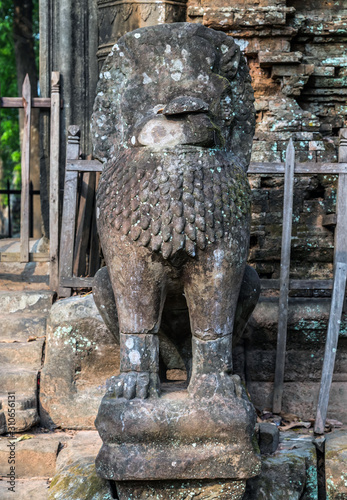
[187,0,347,282]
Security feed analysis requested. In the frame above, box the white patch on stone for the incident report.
[213,248,225,268]
[172,462,177,467]
[114,44,120,51]
[96,207,100,219]
[99,73,103,79]
[172,59,184,72]
[234,39,249,52]
[143,73,152,84]
[165,44,171,54]
[104,71,111,80]
[97,91,104,97]
[101,135,107,141]
[181,48,188,58]
[198,74,209,84]
[119,52,124,57]
[171,72,182,81]
[221,44,229,54]
[224,96,231,104]
[129,350,141,365]
[134,33,141,38]
[125,338,134,349]
[131,136,136,145]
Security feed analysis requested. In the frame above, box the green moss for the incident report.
[48,462,112,500]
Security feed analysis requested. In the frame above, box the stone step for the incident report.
[0,261,50,292]
[0,432,62,479]
[0,291,54,316]
[0,367,38,394]
[0,394,39,434]
[48,431,113,499]
[0,341,44,369]
[0,314,47,342]
[0,479,50,500]
[0,393,37,411]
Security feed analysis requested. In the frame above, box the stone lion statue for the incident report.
[92,22,259,401]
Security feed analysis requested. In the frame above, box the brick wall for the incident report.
[186,0,347,282]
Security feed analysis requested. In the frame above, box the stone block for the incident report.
[248,381,347,422]
[322,57,347,67]
[312,66,336,76]
[309,140,325,151]
[0,479,50,500]
[250,150,282,163]
[0,291,54,315]
[259,51,303,67]
[0,261,50,291]
[234,9,287,28]
[55,431,101,472]
[0,368,38,394]
[40,295,120,430]
[325,430,347,499]
[254,99,269,112]
[247,297,333,349]
[292,132,315,141]
[244,432,317,499]
[48,431,114,500]
[0,394,40,435]
[271,64,314,78]
[0,434,60,478]
[301,117,321,131]
[258,422,279,454]
[316,149,338,162]
[242,348,347,383]
[116,480,247,500]
[0,315,47,342]
[302,88,347,96]
[311,76,347,88]
[48,462,113,500]
[0,340,44,369]
[95,384,261,481]
[246,37,291,57]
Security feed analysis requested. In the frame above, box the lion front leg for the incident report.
[183,245,247,399]
[103,244,167,400]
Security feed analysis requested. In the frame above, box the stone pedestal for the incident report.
[95,381,260,495]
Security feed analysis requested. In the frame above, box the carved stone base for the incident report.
[95,382,260,481]
[115,479,247,500]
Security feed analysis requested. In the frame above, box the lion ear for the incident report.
[220,44,241,79]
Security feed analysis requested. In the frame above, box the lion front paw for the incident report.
[106,371,160,399]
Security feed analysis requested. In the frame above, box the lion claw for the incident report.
[106,371,160,400]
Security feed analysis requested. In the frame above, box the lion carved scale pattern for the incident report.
[97,150,251,259]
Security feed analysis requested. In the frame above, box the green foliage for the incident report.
[0,0,19,196]
[0,0,39,200]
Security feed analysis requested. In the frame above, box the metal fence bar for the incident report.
[314,128,347,433]
[58,126,81,297]
[49,72,60,291]
[272,139,295,414]
[20,74,31,262]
